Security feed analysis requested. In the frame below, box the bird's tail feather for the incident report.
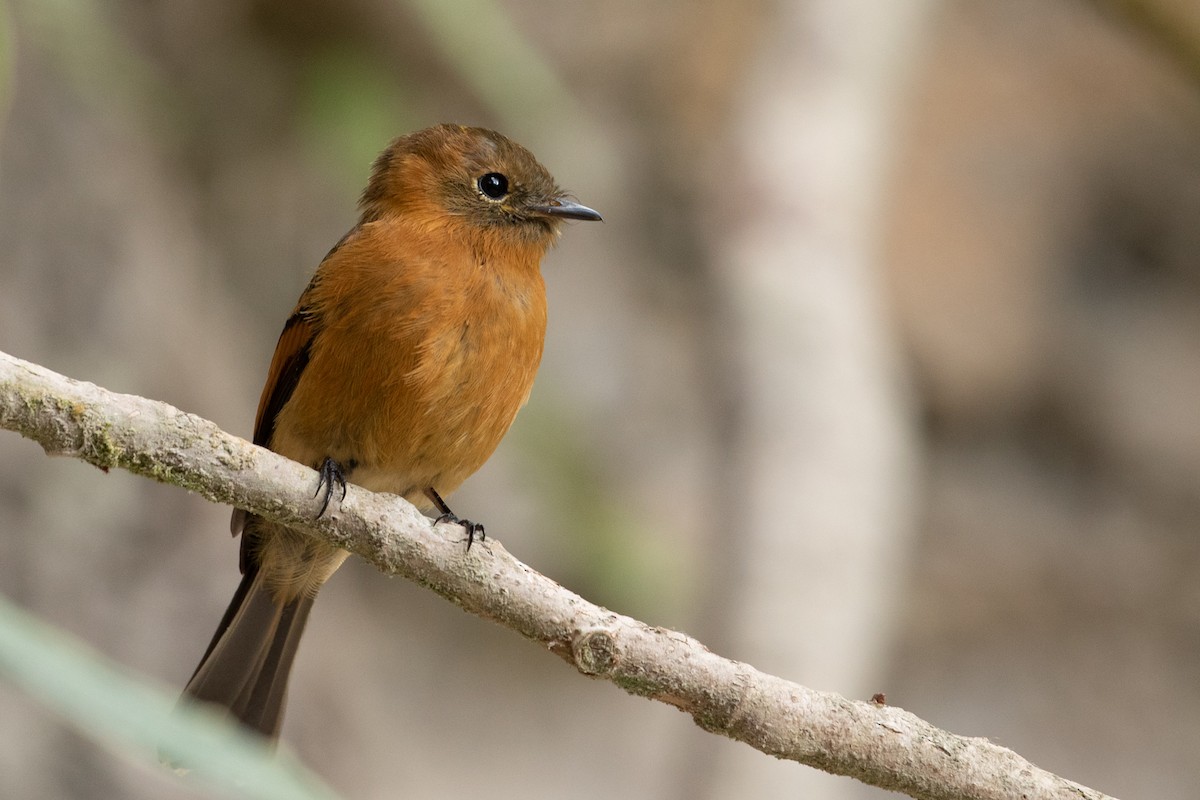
[182,568,314,740]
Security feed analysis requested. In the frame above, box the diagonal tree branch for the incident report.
[0,348,1115,800]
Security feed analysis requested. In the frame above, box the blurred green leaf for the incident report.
[13,0,182,134]
[299,46,423,190]
[0,592,340,800]
[404,0,581,136]
[512,398,689,618]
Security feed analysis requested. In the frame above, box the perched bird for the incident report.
[181,124,601,739]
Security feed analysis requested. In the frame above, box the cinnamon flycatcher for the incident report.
[182,124,601,739]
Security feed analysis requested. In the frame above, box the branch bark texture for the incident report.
[0,348,1115,800]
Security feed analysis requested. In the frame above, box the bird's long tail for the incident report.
[182,567,314,740]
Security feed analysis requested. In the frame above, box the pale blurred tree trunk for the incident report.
[682,2,938,797]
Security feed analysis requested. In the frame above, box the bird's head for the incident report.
[360,124,601,248]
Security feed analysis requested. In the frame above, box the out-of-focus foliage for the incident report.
[0,593,338,800]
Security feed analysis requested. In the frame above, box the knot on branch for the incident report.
[573,628,619,676]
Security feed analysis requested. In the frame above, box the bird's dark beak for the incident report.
[533,198,603,222]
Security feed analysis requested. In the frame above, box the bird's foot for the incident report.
[425,487,485,550]
[315,457,348,517]
[438,512,485,550]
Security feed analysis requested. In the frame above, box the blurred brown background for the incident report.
[1,1,1198,798]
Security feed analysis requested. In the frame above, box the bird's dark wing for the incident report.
[252,224,360,448]
[230,228,357,547]
[252,310,316,449]
[229,308,317,560]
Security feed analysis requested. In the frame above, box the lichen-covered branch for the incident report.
[0,348,1116,800]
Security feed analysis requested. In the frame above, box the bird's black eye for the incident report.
[478,172,509,200]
